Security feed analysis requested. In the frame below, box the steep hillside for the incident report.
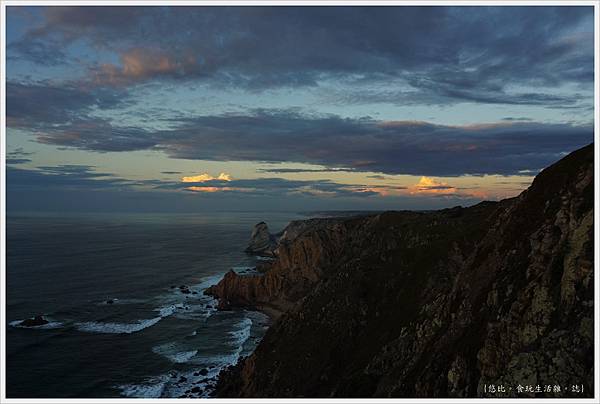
[209,144,594,398]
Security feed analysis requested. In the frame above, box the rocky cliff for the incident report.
[207,217,345,316]
[244,221,278,256]
[209,144,594,398]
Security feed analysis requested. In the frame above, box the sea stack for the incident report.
[245,222,277,257]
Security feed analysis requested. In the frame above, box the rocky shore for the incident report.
[206,144,594,398]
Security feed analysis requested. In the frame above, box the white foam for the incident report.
[173,303,215,321]
[174,350,198,363]
[119,375,168,398]
[97,298,146,306]
[9,319,63,330]
[195,273,226,290]
[190,317,253,369]
[116,275,261,398]
[229,317,252,347]
[75,317,162,334]
[124,315,255,399]
[118,369,217,398]
[152,342,198,363]
[152,274,221,321]
[155,303,185,317]
[203,351,242,368]
[77,291,188,335]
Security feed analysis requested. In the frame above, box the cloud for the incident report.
[501,117,533,122]
[6,165,134,192]
[6,81,131,128]
[8,147,34,157]
[6,164,386,200]
[8,6,593,108]
[6,164,396,209]
[35,121,156,152]
[185,186,244,193]
[181,172,232,183]
[5,164,176,213]
[6,158,32,165]
[6,147,34,164]
[91,47,203,86]
[6,164,481,213]
[14,108,592,177]
[155,176,392,198]
[349,185,408,197]
[26,6,148,45]
[408,176,489,199]
[410,176,457,194]
[8,38,68,66]
[329,85,587,108]
[257,167,354,174]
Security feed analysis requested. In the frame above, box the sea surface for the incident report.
[6,211,303,398]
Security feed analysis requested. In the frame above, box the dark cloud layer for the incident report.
[7,165,133,190]
[7,165,389,204]
[331,85,587,108]
[4,5,594,200]
[6,158,31,165]
[6,81,131,128]
[8,38,68,66]
[6,147,34,165]
[8,6,594,107]
[8,96,592,176]
[256,167,355,174]
[7,165,477,213]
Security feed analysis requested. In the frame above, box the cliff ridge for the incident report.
[209,144,594,398]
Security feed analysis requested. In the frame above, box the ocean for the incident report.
[5,211,303,398]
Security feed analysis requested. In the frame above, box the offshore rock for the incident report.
[245,222,277,257]
[19,316,49,327]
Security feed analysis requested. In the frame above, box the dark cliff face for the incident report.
[211,144,594,398]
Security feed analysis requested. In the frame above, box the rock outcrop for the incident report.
[212,144,594,398]
[245,222,278,256]
[19,316,49,327]
[206,217,345,316]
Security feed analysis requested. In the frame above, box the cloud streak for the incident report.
[6,81,131,129]
[7,165,403,201]
[7,165,486,213]
[9,105,592,177]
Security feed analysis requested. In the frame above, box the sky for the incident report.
[4,5,595,213]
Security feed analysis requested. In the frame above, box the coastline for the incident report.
[206,144,595,398]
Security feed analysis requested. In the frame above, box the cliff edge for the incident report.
[210,144,594,398]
